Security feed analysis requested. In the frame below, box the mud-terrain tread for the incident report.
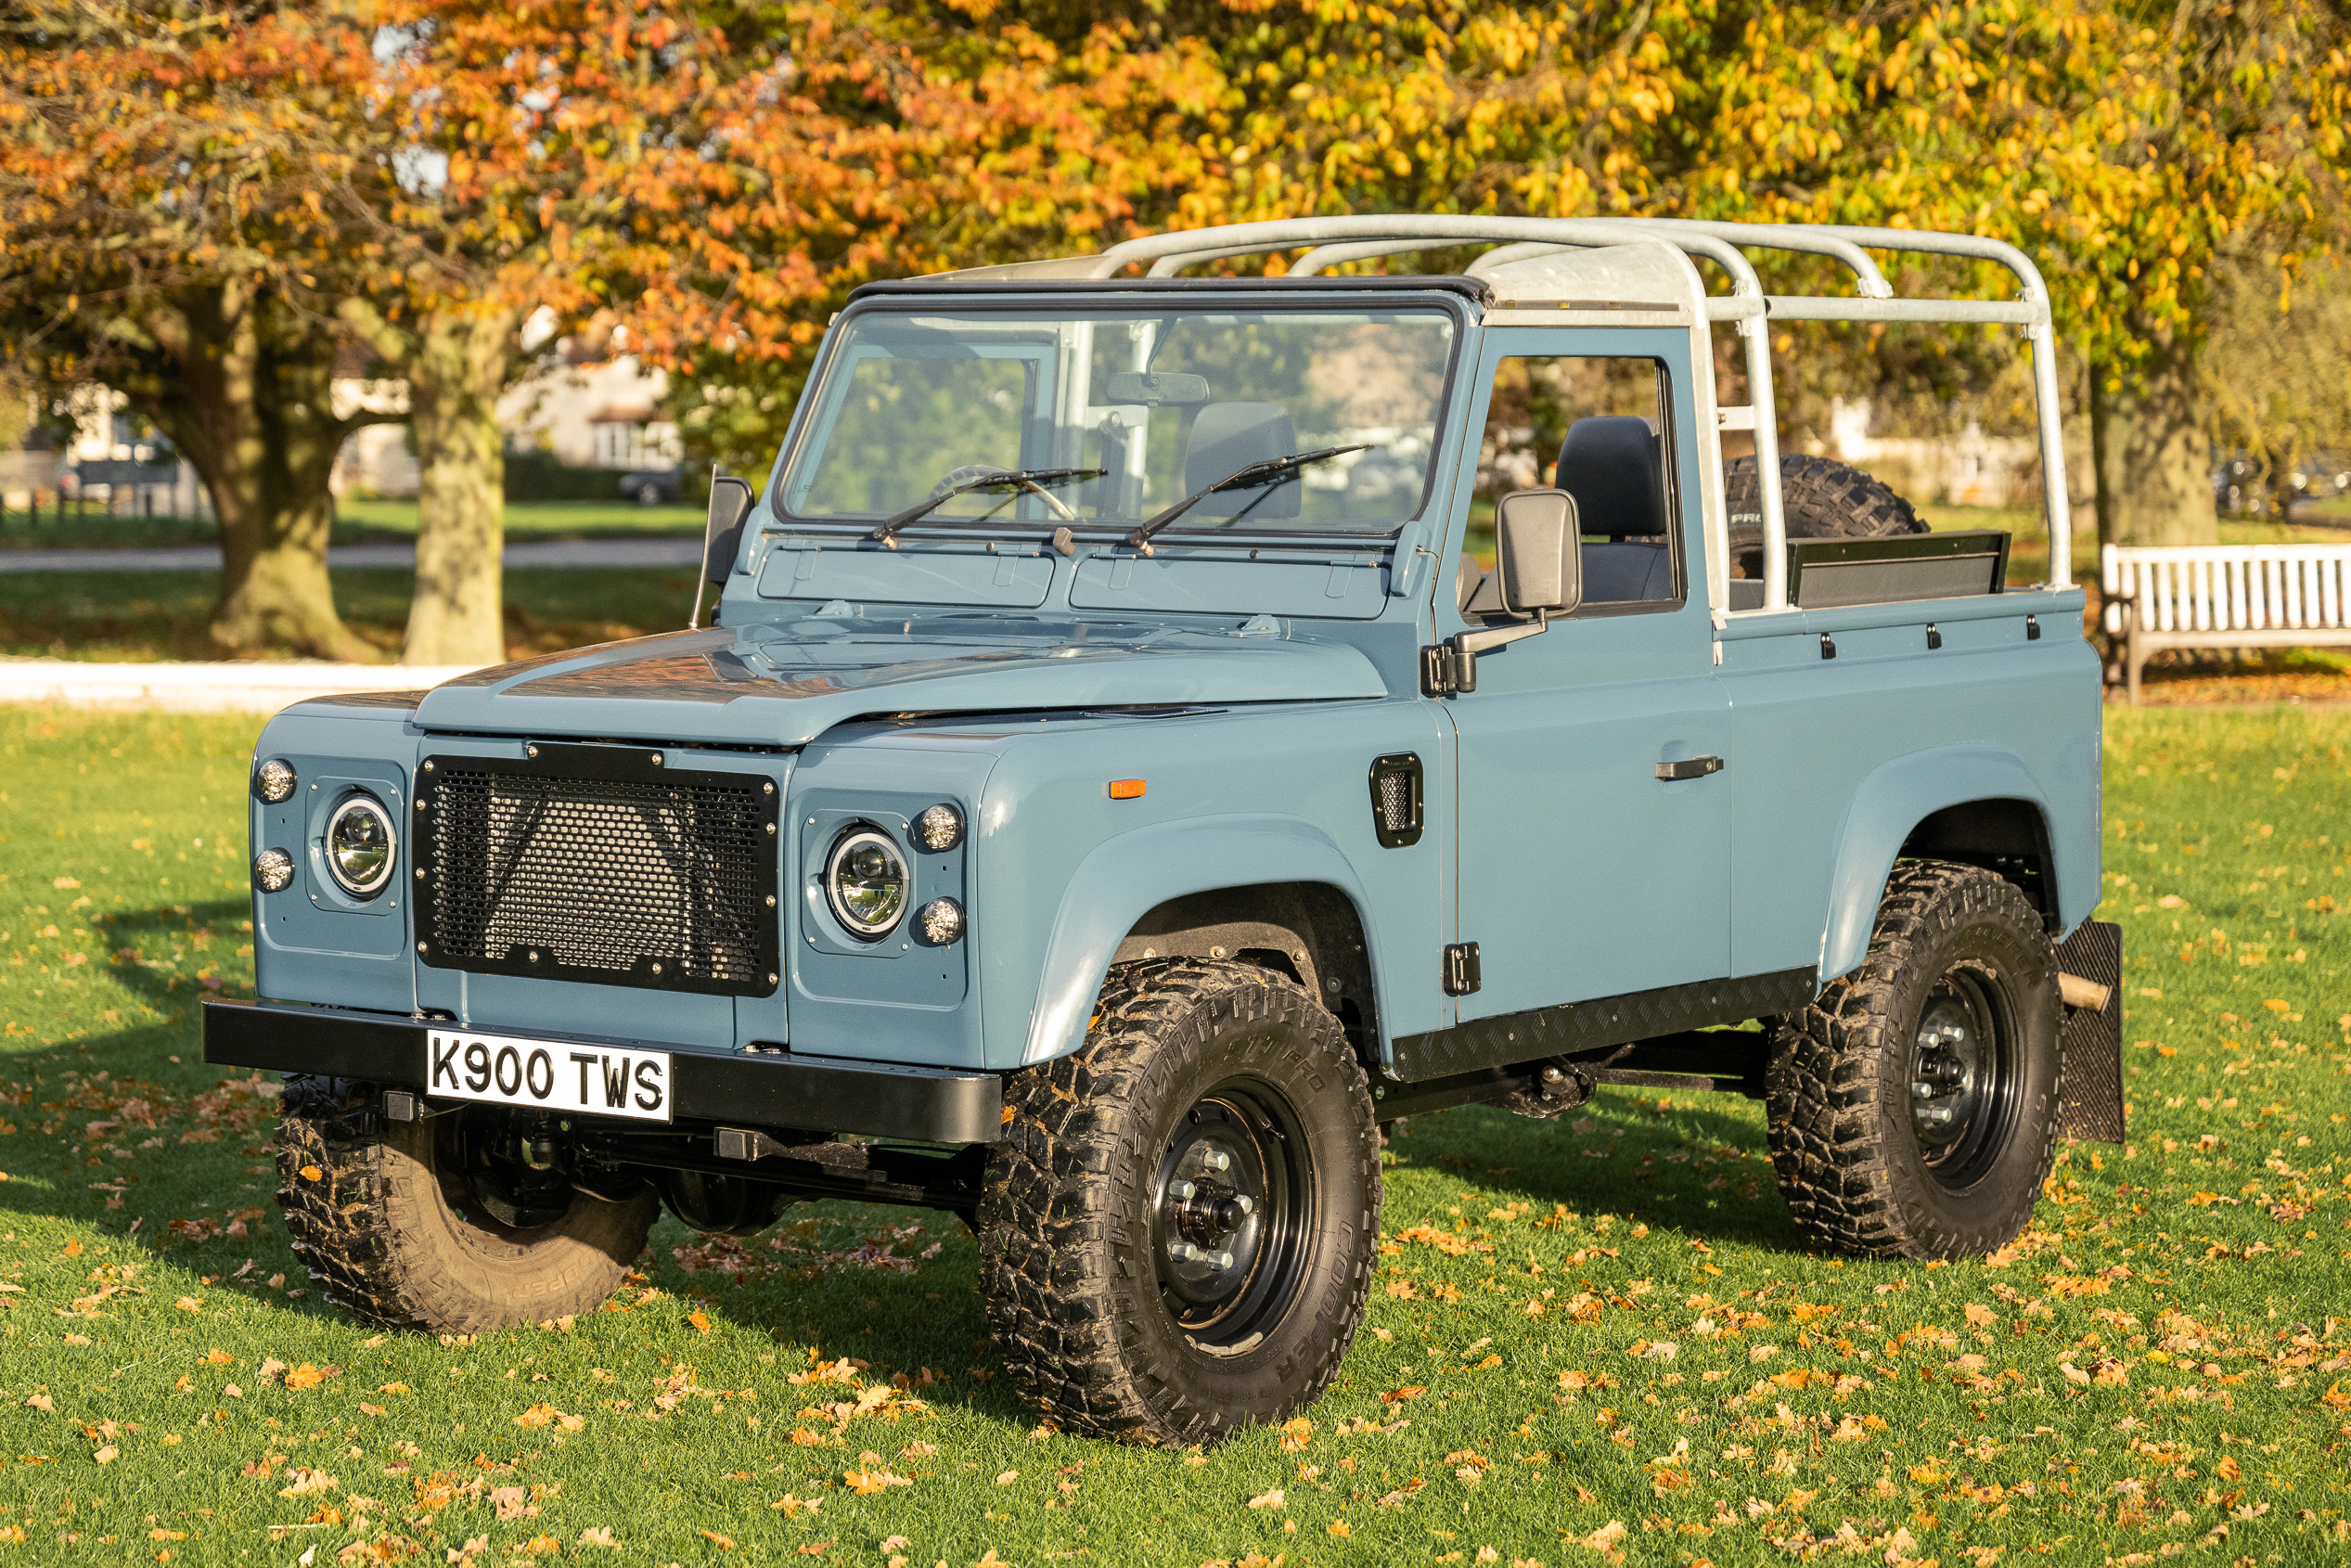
[1723,454,1926,574]
[276,1074,658,1332]
[1766,862,2062,1260]
[979,959,1380,1446]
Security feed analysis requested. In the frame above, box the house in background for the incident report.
[1815,399,2040,508]
[330,314,681,499]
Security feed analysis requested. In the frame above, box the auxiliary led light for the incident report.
[917,897,965,946]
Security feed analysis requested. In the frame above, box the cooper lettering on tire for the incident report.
[275,1075,658,1332]
[1766,861,2062,1259]
[979,959,1381,1446]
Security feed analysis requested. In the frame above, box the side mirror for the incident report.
[691,474,756,629]
[1496,488,1582,617]
[1420,488,1581,697]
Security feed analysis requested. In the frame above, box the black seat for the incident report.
[1556,416,1674,603]
[1182,403,1301,521]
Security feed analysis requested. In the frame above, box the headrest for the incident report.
[1555,416,1667,539]
[1183,402,1300,520]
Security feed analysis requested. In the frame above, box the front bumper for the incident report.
[202,998,1004,1145]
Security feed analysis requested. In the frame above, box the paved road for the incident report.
[0,538,702,573]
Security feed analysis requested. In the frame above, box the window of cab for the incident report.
[777,307,1460,540]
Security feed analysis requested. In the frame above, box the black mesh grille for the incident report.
[418,752,778,996]
[1376,773,1412,833]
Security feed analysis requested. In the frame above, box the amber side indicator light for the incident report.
[1108,779,1147,800]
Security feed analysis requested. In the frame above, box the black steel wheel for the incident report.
[1907,966,2023,1188]
[981,959,1381,1446]
[1766,861,2062,1259]
[1152,1076,1313,1349]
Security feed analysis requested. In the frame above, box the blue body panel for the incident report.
[243,282,2104,1101]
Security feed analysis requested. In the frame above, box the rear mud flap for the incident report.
[2056,919,2125,1143]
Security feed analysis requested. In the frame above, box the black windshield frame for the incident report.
[765,289,1476,547]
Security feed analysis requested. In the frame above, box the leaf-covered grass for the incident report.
[0,704,2345,1565]
[0,567,701,663]
[0,500,704,554]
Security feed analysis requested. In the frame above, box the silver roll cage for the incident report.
[963,216,2072,608]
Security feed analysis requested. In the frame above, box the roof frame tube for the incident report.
[1609,219,1895,300]
[1288,238,1432,277]
[1800,226,2069,588]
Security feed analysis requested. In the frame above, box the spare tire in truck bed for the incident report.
[1722,454,1926,580]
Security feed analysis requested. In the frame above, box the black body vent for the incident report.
[416,749,779,996]
[1368,752,1424,849]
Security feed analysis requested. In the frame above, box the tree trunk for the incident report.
[2088,343,2219,546]
[401,308,519,667]
[143,282,379,661]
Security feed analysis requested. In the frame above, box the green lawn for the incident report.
[0,568,702,663]
[0,500,704,554]
[0,710,2347,1565]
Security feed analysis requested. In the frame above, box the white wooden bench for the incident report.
[2102,543,2351,700]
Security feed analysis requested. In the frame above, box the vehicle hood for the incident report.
[408,619,1389,745]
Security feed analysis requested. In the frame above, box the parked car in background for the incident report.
[2213,451,2351,516]
[618,466,682,505]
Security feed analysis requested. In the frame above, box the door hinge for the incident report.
[1443,941,1482,996]
[1420,643,1475,696]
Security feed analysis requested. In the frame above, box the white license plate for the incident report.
[426,1029,673,1124]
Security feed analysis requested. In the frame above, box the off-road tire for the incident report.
[1766,862,2062,1259]
[1723,454,1926,580]
[979,960,1381,1446]
[275,1075,659,1331]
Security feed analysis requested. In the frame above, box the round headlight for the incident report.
[324,794,396,898]
[915,803,964,853]
[917,897,965,946]
[827,829,908,939]
[254,757,297,803]
[253,847,295,893]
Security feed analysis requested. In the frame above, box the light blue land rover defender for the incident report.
[211,216,2123,1447]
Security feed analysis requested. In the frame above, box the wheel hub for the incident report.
[1909,999,1982,1149]
[1158,1122,1265,1302]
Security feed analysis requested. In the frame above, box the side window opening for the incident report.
[1458,355,1682,620]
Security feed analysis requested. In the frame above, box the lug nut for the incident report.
[1168,1180,1196,1201]
[1203,1150,1230,1172]
[1233,1194,1253,1215]
[1171,1241,1201,1263]
[1213,1252,1234,1269]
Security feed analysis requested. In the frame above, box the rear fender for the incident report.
[1021,815,1383,1066]
[1819,746,2061,983]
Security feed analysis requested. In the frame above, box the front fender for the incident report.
[1021,815,1383,1067]
[1818,746,2059,983]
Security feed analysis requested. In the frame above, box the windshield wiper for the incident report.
[869,467,1106,547]
[1125,445,1371,554]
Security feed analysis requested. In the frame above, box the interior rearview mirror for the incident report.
[692,474,757,629]
[1104,371,1211,407]
[1496,487,1582,617]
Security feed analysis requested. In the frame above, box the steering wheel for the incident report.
[931,464,1078,522]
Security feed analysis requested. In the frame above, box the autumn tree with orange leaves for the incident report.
[0,2,395,658]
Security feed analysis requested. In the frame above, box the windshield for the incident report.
[777,306,1458,539]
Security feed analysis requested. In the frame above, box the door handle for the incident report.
[1654,756,1725,782]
